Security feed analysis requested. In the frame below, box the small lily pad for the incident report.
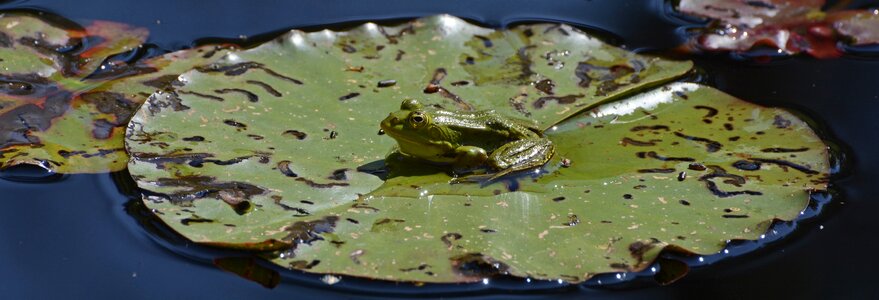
[125,15,829,283]
[0,12,233,173]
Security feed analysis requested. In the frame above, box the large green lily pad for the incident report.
[125,15,829,283]
[0,12,233,173]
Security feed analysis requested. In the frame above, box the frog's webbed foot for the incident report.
[449,171,522,187]
[449,173,493,185]
[450,140,554,186]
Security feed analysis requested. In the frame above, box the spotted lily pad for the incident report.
[125,15,828,283]
[0,12,233,173]
[678,0,879,57]
[329,82,828,283]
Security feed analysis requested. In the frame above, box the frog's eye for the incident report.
[401,99,423,110]
[409,112,427,127]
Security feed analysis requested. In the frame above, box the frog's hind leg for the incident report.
[487,138,554,181]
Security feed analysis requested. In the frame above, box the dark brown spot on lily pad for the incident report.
[722,214,749,218]
[142,74,184,89]
[532,94,584,109]
[699,166,763,198]
[218,190,253,215]
[732,160,761,171]
[377,80,396,88]
[688,163,707,171]
[630,125,670,132]
[638,168,676,173]
[621,137,661,147]
[181,216,214,225]
[151,175,266,204]
[761,147,808,153]
[450,253,509,277]
[144,92,189,116]
[694,105,718,118]
[182,136,205,142]
[370,218,405,233]
[673,132,722,152]
[283,216,339,246]
[223,119,247,129]
[535,79,555,95]
[178,90,225,102]
[282,130,307,140]
[277,160,298,177]
[294,177,349,188]
[609,263,630,269]
[749,158,820,175]
[638,151,696,162]
[215,88,258,102]
[246,80,282,97]
[441,233,463,249]
[773,115,791,128]
[339,92,360,101]
[196,62,303,84]
[328,168,348,180]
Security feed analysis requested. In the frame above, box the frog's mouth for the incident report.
[380,121,428,149]
[381,127,419,145]
[380,117,407,140]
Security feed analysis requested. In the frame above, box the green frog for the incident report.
[380,99,554,181]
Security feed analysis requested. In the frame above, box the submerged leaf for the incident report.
[125,16,829,283]
[0,12,234,173]
[678,0,823,27]
[677,0,879,57]
[831,10,879,46]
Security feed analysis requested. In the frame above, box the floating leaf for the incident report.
[126,14,691,252]
[125,15,828,283]
[270,83,829,283]
[0,12,234,173]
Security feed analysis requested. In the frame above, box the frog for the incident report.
[380,99,554,182]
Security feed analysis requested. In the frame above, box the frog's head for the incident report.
[380,99,450,159]
[381,99,432,143]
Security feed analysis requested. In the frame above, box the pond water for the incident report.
[1,0,878,298]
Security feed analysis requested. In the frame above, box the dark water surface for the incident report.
[2,0,879,299]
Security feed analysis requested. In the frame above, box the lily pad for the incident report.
[0,12,233,173]
[330,82,828,283]
[125,15,829,283]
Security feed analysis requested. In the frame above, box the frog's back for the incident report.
[430,109,537,150]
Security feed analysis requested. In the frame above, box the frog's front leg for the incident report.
[453,145,488,169]
[487,138,554,180]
